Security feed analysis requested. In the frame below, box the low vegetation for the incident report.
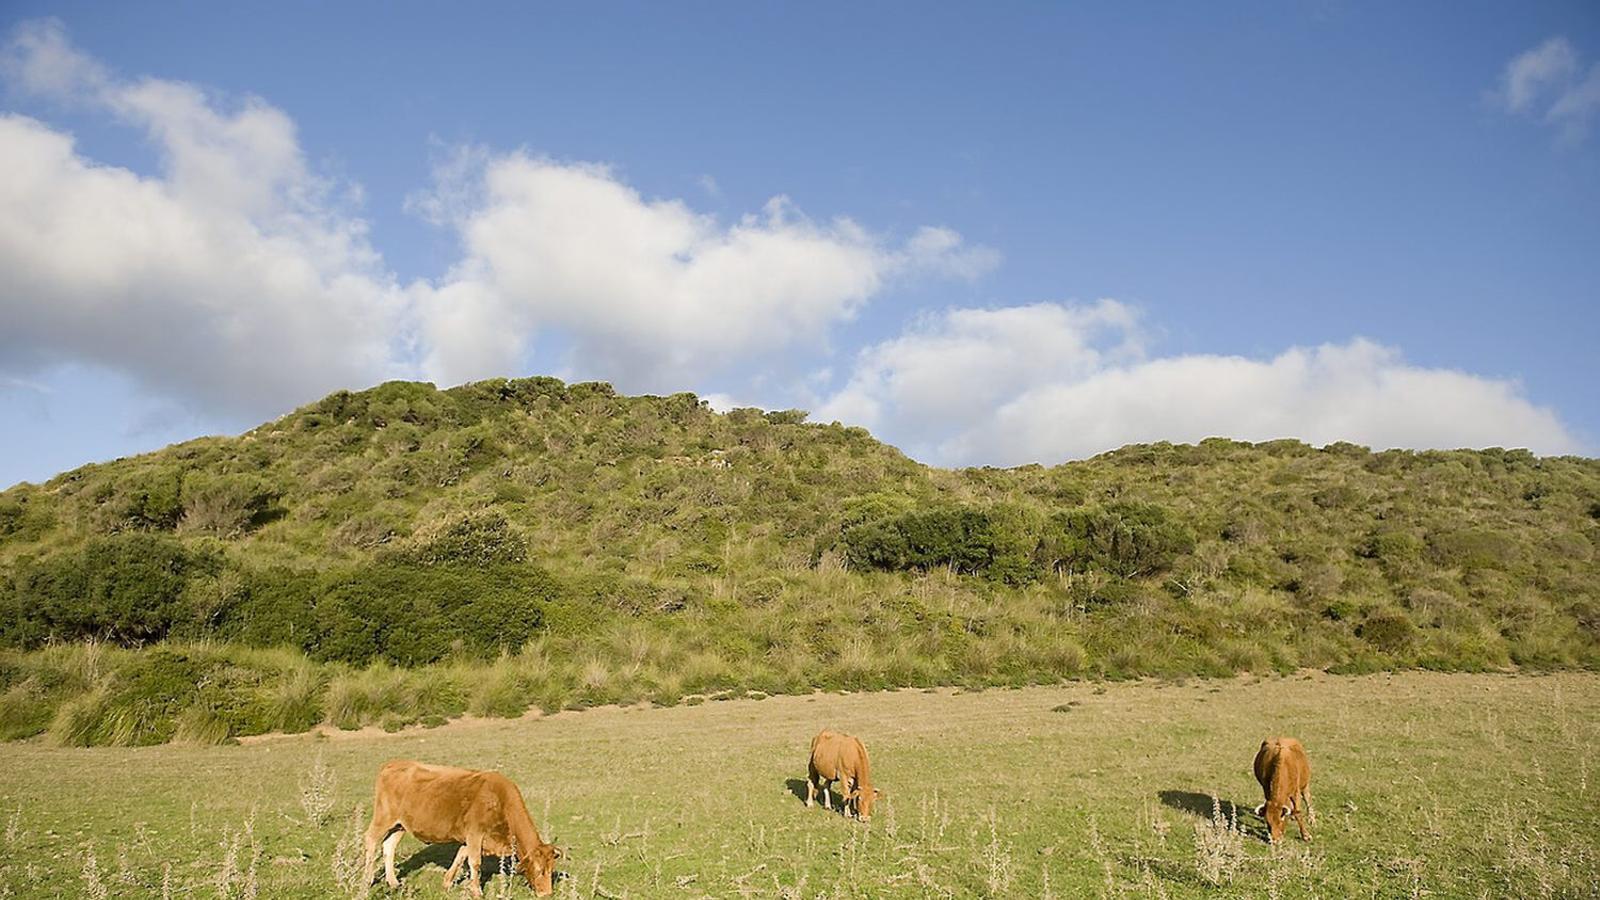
[0,672,1594,897]
[0,378,1596,744]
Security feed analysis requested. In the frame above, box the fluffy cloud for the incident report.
[1,21,994,413]
[1495,36,1600,141]
[817,302,1581,466]
[0,20,409,417]
[814,300,1141,451]
[410,152,995,387]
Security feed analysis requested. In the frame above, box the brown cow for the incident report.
[1252,737,1313,843]
[806,729,882,821]
[362,760,563,896]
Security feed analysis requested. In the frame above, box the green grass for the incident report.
[1,671,1595,898]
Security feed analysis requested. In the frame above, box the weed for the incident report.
[299,753,337,826]
[1191,794,1246,886]
[79,844,108,900]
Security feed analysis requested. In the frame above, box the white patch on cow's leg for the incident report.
[805,777,816,808]
[466,838,485,898]
[821,780,833,810]
[382,829,404,887]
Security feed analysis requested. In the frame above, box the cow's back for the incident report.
[1255,738,1309,796]
[810,730,858,780]
[373,759,498,845]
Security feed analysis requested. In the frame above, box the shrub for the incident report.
[1427,528,1523,571]
[1041,503,1196,578]
[1,534,216,648]
[179,474,278,537]
[841,504,1038,578]
[404,511,528,566]
[1357,609,1416,654]
[305,563,554,665]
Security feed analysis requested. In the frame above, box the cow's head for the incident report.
[520,843,564,896]
[847,787,883,822]
[1262,804,1290,844]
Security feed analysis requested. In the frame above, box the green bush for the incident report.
[1357,609,1417,654]
[179,473,278,536]
[1041,503,1196,578]
[404,510,528,566]
[305,563,554,665]
[1,534,217,647]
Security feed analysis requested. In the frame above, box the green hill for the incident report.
[2,377,1597,745]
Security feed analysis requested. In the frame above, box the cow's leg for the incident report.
[382,829,406,887]
[362,818,393,886]
[1302,785,1315,825]
[442,845,468,888]
[1290,797,1311,842]
[465,837,485,898]
[805,775,817,808]
[820,778,833,810]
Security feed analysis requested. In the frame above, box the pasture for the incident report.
[0,671,1595,898]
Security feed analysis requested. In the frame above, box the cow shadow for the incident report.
[395,842,522,888]
[1157,790,1269,841]
[785,777,856,818]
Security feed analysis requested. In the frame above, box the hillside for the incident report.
[1,377,1598,745]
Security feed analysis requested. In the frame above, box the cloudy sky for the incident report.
[1,3,1596,487]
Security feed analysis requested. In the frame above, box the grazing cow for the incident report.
[1252,737,1313,843]
[362,760,563,896]
[806,729,882,821]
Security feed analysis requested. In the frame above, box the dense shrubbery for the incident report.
[1,546,557,666]
[841,500,1195,583]
[1041,502,1196,577]
[0,534,218,647]
[0,378,1596,745]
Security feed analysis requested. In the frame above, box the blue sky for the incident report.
[2,2,1597,487]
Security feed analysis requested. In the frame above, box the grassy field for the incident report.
[0,672,1595,899]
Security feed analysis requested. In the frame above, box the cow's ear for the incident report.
[552,846,566,860]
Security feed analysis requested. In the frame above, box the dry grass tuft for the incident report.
[1191,794,1246,885]
[299,753,338,826]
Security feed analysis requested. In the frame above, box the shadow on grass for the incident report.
[786,776,857,818]
[1158,790,1270,842]
[395,841,523,889]
[396,840,461,879]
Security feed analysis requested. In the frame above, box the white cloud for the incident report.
[1498,37,1578,113]
[814,300,1141,452]
[1,20,995,416]
[0,20,408,417]
[1547,65,1600,137]
[817,302,1582,466]
[409,152,996,388]
[1495,36,1600,141]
